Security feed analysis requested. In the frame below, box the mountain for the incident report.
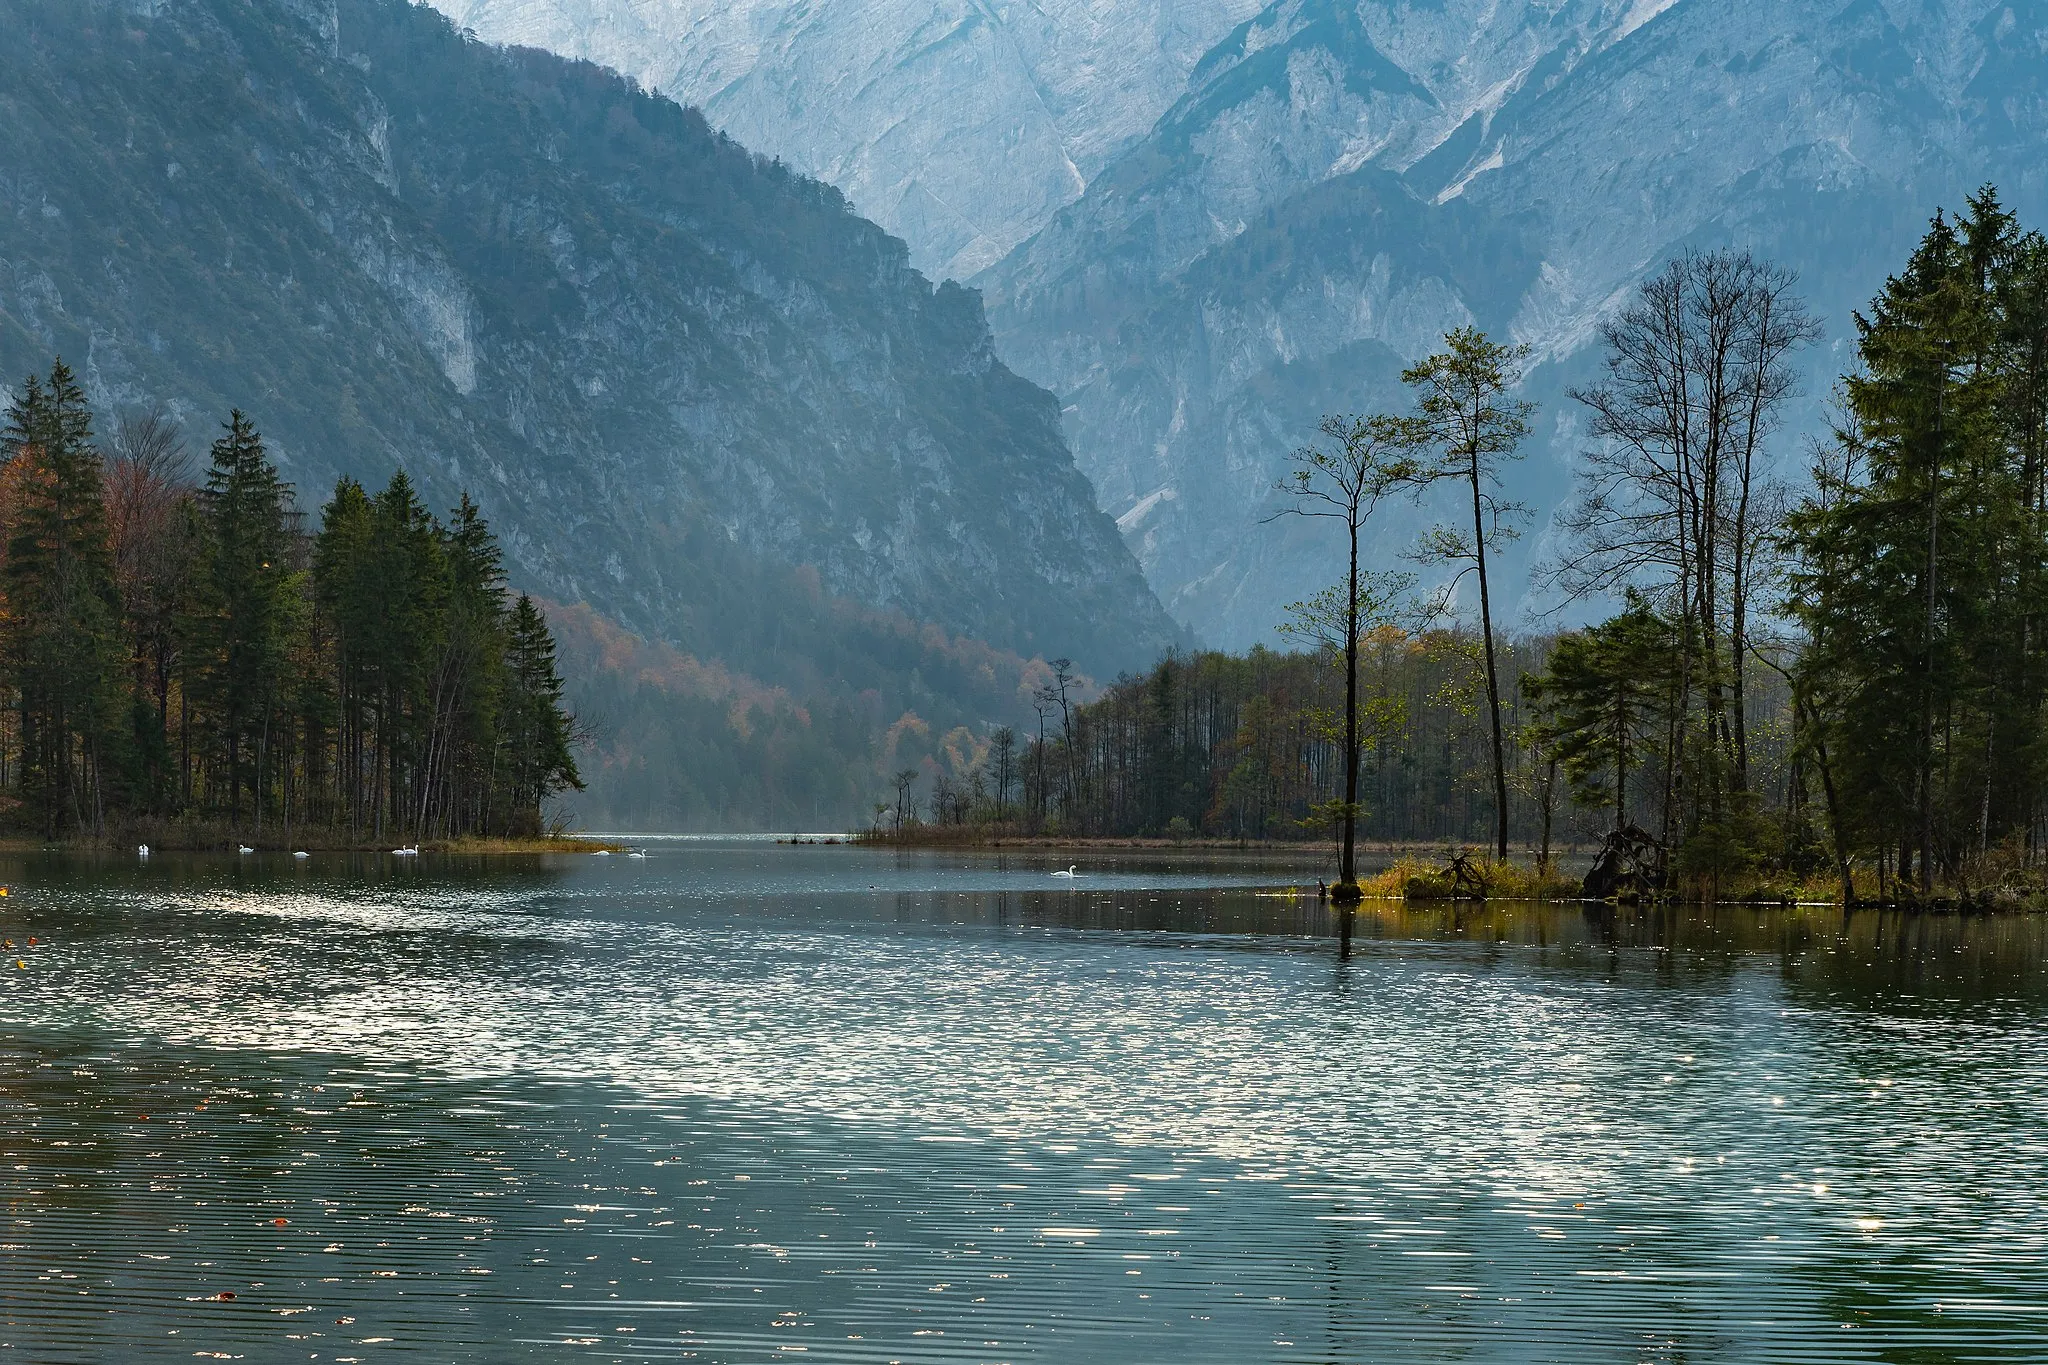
[433,0,1266,281]
[0,0,1188,824]
[982,0,2048,646]
[0,0,1193,826]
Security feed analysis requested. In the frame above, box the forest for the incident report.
[886,190,2048,905]
[0,364,580,843]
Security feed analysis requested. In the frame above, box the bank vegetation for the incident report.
[873,190,2048,910]
[1,370,583,847]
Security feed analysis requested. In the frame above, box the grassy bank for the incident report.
[1352,856,1583,902]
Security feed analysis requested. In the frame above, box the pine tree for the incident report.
[1789,190,2048,890]
[1523,592,1679,831]
[3,361,125,836]
[503,594,581,833]
[1392,328,1535,860]
[189,411,298,825]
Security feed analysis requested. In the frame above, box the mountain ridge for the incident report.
[434,0,1268,280]
[0,0,1190,826]
[0,0,1179,679]
[983,0,2048,646]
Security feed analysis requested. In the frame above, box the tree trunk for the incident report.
[1539,754,1557,876]
[1921,379,1941,894]
[1339,517,1360,891]
[1470,446,1510,860]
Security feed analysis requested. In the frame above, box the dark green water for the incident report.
[2,839,2046,1362]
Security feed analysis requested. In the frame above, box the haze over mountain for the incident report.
[0,0,1183,825]
[450,0,2048,648]
[437,0,1266,280]
[987,0,2048,645]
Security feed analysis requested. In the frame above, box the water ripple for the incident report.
[1,844,2044,1361]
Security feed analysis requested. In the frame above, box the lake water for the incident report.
[4,839,2047,1363]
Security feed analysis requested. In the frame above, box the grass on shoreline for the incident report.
[854,825,2036,910]
[1354,856,1583,902]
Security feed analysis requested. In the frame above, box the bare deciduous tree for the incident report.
[1272,413,1407,896]
[1555,251,1818,852]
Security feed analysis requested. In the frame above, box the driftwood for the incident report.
[1402,851,1493,900]
[1582,824,1663,901]
[1441,852,1489,897]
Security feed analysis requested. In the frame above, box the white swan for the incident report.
[137,844,150,857]
[292,850,310,859]
[1050,865,1079,878]
[237,845,254,855]
[626,849,648,859]
[392,845,419,857]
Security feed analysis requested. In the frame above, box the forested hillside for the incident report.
[436,0,1264,281]
[0,0,1181,828]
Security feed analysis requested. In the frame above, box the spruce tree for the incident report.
[2,361,125,836]
[428,494,508,835]
[1789,190,2048,890]
[190,411,297,824]
[313,476,379,829]
[369,472,447,836]
[503,594,581,833]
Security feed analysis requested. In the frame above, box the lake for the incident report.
[3,838,2046,1362]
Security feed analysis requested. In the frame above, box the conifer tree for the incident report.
[0,362,584,844]
[3,361,125,835]
[424,494,507,834]
[314,476,380,830]
[1523,593,1680,831]
[503,593,582,832]
[396,477,446,827]
[1789,189,2048,891]
[1392,328,1534,860]
[190,411,298,824]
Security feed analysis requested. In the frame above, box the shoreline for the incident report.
[847,829,1599,858]
[0,833,623,855]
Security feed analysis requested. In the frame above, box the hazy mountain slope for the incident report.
[435,0,1266,280]
[985,0,2048,647]
[0,0,1179,682]
[549,577,1057,830]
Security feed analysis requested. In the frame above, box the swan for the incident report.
[137,844,149,857]
[237,845,254,855]
[626,849,648,859]
[1050,865,1079,878]
[292,850,310,859]
[391,845,419,856]
[592,849,611,857]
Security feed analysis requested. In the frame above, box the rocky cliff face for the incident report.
[982,0,2048,646]
[434,0,1265,280]
[0,0,1181,678]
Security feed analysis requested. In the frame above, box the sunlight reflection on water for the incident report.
[2,843,2046,1361]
